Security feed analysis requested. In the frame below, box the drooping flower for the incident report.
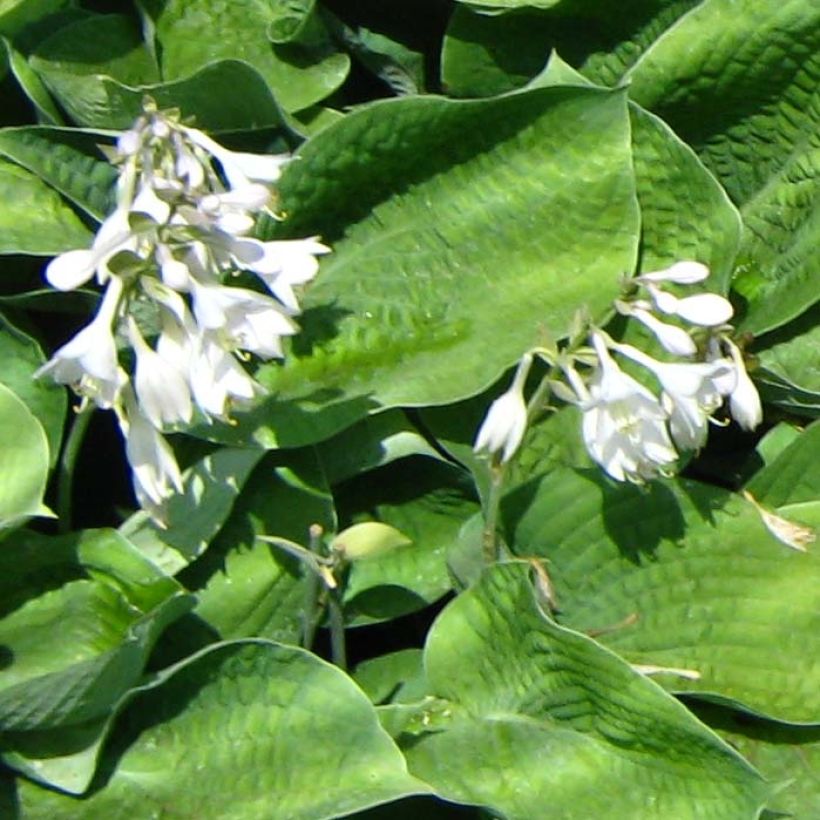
[612,341,734,452]
[117,387,183,523]
[578,334,677,482]
[474,354,533,463]
[646,284,735,328]
[127,317,192,429]
[616,301,696,357]
[35,277,127,408]
[636,260,710,285]
[724,339,763,430]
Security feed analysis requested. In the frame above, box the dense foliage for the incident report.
[0,1,819,817]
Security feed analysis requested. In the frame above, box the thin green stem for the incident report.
[57,404,93,534]
[327,588,347,671]
[482,461,506,565]
[301,525,325,650]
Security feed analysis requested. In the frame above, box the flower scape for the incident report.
[36,102,328,521]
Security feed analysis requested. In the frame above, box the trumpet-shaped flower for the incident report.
[580,334,677,482]
[613,342,732,451]
[618,302,696,357]
[127,317,192,428]
[118,388,183,521]
[474,354,532,462]
[35,277,126,408]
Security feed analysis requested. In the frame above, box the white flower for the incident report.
[189,334,262,419]
[474,354,532,462]
[618,302,696,357]
[612,342,733,451]
[725,339,762,430]
[127,317,192,429]
[230,236,330,310]
[35,277,127,408]
[579,334,677,482]
[646,284,734,327]
[181,126,290,189]
[190,281,297,359]
[637,261,710,285]
[46,208,136,290]
[118,388,183,521]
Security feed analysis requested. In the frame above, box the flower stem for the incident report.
[301,525,324,650]
[327,588,347,670]
[57,405,93,534]
[482,461,506,564]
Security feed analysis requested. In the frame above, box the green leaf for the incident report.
[623,0,820,334]
[339,458,477,625]
[0,382,51,531]
[0,0,70,39]
[692,702,820,817]
[119,446,265,575]
[18,641,426,819]
[755,303,820,416]
[0,312,66,467]
[182,449,336,643]
[4,37,63,124]
[246,85,639,447]
[149,0,349,113]
[30,14,159,102]
[316,409,443,485]
[30,56,288,131]
[744,420,820,508]
[0,127,116,220]
[403,563,769,818]
[0,158,91,253]
[441,2,699,99]
[0,528,192,792]
[355,649,428,706]
[504,466,820,723]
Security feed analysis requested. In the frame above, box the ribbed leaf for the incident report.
[29,57,287,131]
[0,383,50,531]
[402,563,768,818]
[504,466,820,723]
[18,641,426,819]
[148,0,349,113]
[233,85,638,448]
[0,312,66,467]
[441,1,699,98]
[625,0,820,334]
[0,127,116,220]
[0,528,191,792]
[0,158,90,253]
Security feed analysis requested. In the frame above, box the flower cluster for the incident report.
[37,102,328,520]
[474,261,762,483]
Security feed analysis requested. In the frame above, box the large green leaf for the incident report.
[504,465,820,723]
[441,1,699,99]
[401,563,768,818]
[0,528,191,792]
[147,0,350,113]
[0,383,50,531]
[0,127,116,220]
[692,702,820,818]
[754,303,820,416]
[624,0,820,334]
[0,158,90,253]
[29,55,287,131]
[0,313,65,467]
[235,85,639,447]
[17,641,426,819]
